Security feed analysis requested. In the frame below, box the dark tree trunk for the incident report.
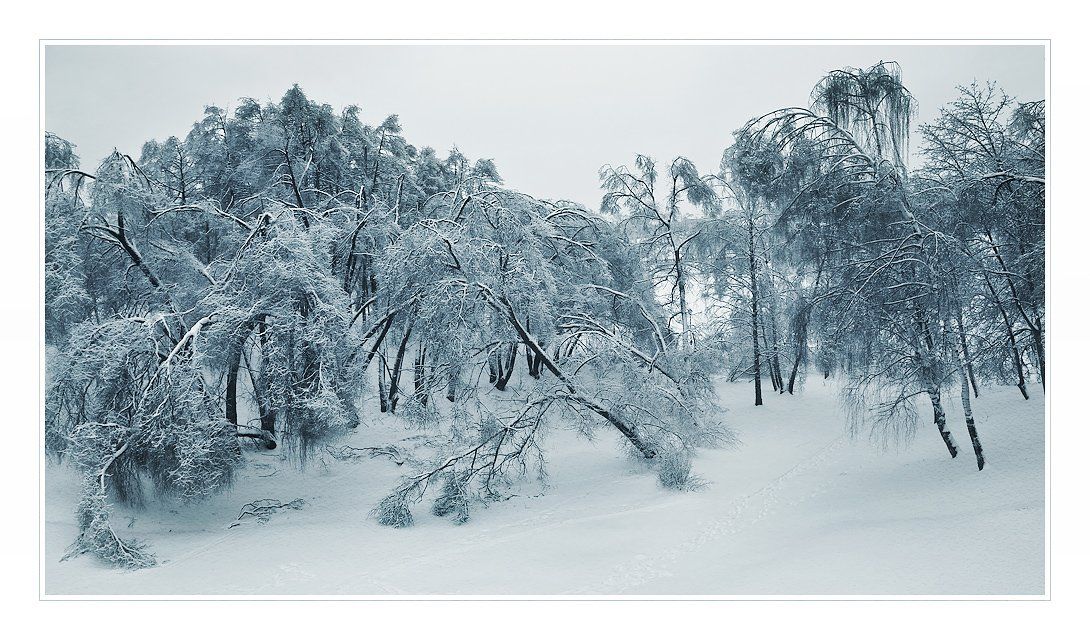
[787,307,808,395]
[747,208,763,406]
[1028,325,1045,391]
[764,280,786,394]
[226,340,242,427]
[526,340,544,379]
[988,231,1045,390]
[446,361,460,402]
[495,344,518,391]
[378,357,389,413]
[487,350,498,384]
[386,320,415,413]
[563,336,579,359]
[761,319,783,393]
[530,351,543,379]
[787,351,803,395]
[982,271,1029,399]
[362,312,396,371]
[523,316,540,379]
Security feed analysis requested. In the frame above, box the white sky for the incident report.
[44,44,1044,210]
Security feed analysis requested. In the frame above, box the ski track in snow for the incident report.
[574,435,851,594]
[348,470,648,590]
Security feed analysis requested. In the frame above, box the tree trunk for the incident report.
[481,288,657,458]
[254,320,276,438]
[954,308,979,398]
[413,343,428,407]
[787,351,803,395]
[226,339,242,427]
[675,250,692,350]
[748,210,763,407]
[762,250,786,394]
[446,361,460,402]
[760,317,783,393]
[495,343,518,391]
[984,273,1029,400]
[957,349,986,470]
[927,385,958,459]
[916,310,957,459]
[1029,325,1045,391]
[487,350,498,384]
[362,311,396,371]
[377,356,389,413]
[988,231,1044,390]
[387,319,415,413]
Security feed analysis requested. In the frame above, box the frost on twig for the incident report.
[656,446,708,492]
[227,498,306,529]
[372,394,554,528]
[326,444,405,466]
[371,494,414,528]
[430,472,471,524]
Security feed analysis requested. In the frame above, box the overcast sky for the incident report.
[44,44,1045,210]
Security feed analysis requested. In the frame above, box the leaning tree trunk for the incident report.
[926,383,958,459]
[983,273,1029,400]
[481,288,657,459]
[770,333,785,394]
[787,345,804,395]
[988,231,1045,391]
[787,306,808,395]
[362,311,397,371]
[917,312,958,459]
[956,345,986,470]
[1029,324,1045,391]
[954,307,979,398]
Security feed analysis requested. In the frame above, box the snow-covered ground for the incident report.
[43,377,1045,596]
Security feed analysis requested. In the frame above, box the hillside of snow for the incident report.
[43,378,1045,596]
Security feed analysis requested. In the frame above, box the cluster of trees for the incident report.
[716,63,1044,469]
[598,63,1042,471]
[45,85,722,566]
[45,62,1044,569]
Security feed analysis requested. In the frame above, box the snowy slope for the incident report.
[43,378,1045,596]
